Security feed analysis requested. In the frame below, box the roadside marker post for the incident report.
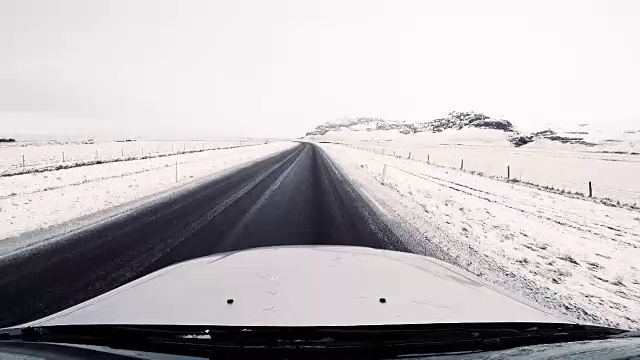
[381,164,387,184]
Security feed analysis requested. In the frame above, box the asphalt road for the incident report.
[0,143,409,328]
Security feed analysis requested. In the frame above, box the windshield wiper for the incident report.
[1,323,630,358]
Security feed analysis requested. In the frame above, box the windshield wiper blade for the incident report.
[2,323,630,358]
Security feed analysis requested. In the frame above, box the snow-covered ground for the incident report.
[308,115,640,205]
[0,139,264,176]
[0,141,296,255]
[320,142,640,330]
[318,135,640,205]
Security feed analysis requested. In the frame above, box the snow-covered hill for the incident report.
[306,118,415,136]
[306,112,640,153]
[306,112,514,136]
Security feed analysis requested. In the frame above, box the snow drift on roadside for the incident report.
[319,142,640,330]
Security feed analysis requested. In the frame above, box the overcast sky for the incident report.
[1,0,639,138]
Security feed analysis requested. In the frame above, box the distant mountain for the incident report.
[305,112,640,152]
[306,112,515,137]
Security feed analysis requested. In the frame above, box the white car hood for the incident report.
[17,246,569,328]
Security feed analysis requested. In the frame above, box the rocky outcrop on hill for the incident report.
[413,112,509,133]
[508,130,597,147]
[470,119,515,132]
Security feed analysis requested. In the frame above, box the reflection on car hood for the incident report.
[17,245,569,327]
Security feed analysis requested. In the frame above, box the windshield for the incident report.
[0,0,638,357]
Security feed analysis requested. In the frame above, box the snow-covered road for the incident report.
[320,143,640,330]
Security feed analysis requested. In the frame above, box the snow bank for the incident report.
[0,142,296,254]
[320,142,640,330]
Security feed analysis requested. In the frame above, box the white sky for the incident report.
[1,0,639,138]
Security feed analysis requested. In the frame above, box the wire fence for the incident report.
[0,140,262,177]
[339,142,640,207]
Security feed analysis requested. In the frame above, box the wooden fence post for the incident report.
[22,155,25,167]
[95,150,99,160]
[507,165,510,179]
[589,181,593,198]
[427,154,430,164]
[62,152,65,162]
[460,158,464,170]
[408,152,412,159]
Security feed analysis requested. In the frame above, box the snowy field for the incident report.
[320,142,640,330]
[0,139,262,176]
[310,125,640,205]
[0,141,296,255]
[326,137,640,205]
